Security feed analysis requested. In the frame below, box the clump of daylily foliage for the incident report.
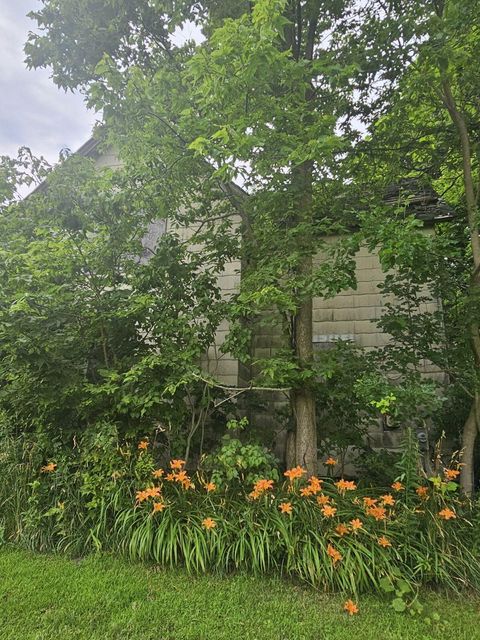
[1,435,479,617]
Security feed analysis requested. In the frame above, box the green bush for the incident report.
[201,418,279,489]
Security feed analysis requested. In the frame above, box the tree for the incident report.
[26,0,361,473]
[25,0,480,482]
[0,152,228,457]
[342,0,480,492]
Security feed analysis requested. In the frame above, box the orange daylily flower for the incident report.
[205,482,216,492]
[40,462,57,473]
[136,486,161,503]
[416,486,429,498]
[279,502,293,514]
[284,466,306,481]
[378,536,392,548]
[255,479,274,492]
[380,494,395,506]
[152,469,164,479]
[138,440,149,450]
[170,459,185,470]
[444,469,460,481]
[249,478,274,500]
[166,472,176,482]
[335,523,349,537]
[438,508,456,520]
[327,543,342,566]
[152,501,166,513]
[325,457,337,466]
[335,479,357,494]
[344,599,359,616]
[391,481,404,492]
[316,494,330,505]
[322,505,337,518]
[350,518,363,531]
[363,497,378,507]
[202,517,216,530]
[171,469,193,489]
[175,470,188,483]
[307,476,323,494]
[366,506,387,521]
[135,490,150,503]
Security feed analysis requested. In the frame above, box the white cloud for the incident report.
[0,0,97,163]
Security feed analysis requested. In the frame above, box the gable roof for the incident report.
[383,180,454,223]
[30,138,452,223]
[27,136,102,198]
[75,136,101,158]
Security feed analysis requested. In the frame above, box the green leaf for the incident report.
[396,579,412,594]
[392,598,407,613]
[379,577,395,593]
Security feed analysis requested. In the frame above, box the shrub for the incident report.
[201,418,279,489]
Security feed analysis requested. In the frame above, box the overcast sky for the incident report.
[0,0,97,164]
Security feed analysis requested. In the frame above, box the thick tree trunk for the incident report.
[290,157,317,475]
[293,388,317,473]
[284,1,321,474]
[293,282,317,474]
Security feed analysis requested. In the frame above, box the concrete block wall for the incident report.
[93,150,123,170]
[313,243,389,350]
[247,237,445,460]
[243,241,395,358]
[171,216,242,387]
[313,240,444,379]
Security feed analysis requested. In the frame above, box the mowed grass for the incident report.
[0,548,479,640]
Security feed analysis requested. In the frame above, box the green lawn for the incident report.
[0,548,479,640]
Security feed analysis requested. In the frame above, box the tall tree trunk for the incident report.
[293,285,317,473]
[283,0,321,474]
[291,160,317,475]
[441,77,480,494]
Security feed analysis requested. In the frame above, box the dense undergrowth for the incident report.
[0,428,479,601]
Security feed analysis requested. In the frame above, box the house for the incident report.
[68,136,451,463]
